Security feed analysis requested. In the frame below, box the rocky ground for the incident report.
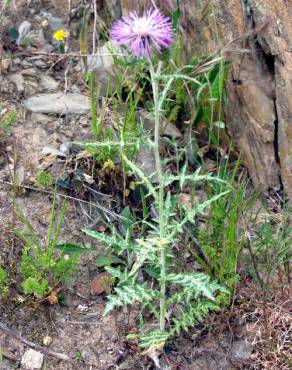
[0,1,280,369]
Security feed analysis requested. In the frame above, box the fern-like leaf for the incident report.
[171,300,219,336]
[103,282,159,316]
[167,272,225,301]
[139,330,170,350]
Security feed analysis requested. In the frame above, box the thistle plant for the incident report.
[84,7,229,358]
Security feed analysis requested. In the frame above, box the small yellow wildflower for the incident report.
[53,29,69,42]
[102,159,115,172]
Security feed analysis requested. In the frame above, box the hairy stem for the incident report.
[149,62,166,331]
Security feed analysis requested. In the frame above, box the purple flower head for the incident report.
[110,8,174,59]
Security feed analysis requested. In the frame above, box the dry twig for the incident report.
[0,321,73,363]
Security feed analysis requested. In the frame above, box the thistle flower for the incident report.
[110,8,174,59]
[53,29,69,42]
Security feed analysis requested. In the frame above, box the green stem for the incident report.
[89,72,99,137]
[149,62,166,331]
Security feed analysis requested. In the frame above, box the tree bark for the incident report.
[107,0,292,199]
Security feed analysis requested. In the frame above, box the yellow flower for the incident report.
[53,29,69,42]
[102,159,115,172]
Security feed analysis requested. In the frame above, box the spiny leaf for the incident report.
[170,300,219,336]
[103,282,159,315]
[167,272,225,300]
[139,330,170,349]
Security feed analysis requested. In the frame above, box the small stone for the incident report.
[77,304,89,313]
[27,29,46,49]
[9,73,25,93]
[87,41,121,95]
[41,19,49,28]
[135,145,158,183]
[42,146,67,157]
[17,21,32,46]
[136,109,182,139]
[39,75,59,91]
[79,116,89,127]
[1,58,11,70]
[13,58,22,65]
[30,113,52,124]
[21,349,44,369]
[43,335,53,346]
[59,142,70,154]
[22,68,38,77]
[40,12,66,36]
[34,59,47,68]
[231,340,251,362]
[23,93,91,114]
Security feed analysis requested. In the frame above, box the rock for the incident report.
[136,109,182,139]
[17,21,32,46]
[30,113,53,124]
[135,145,158,183]
[59,142,70,154]
[0,75,13,94]
[39,10,65,28]
[231,340,251,363]
[27,29,46,49]
[42,146,67,157]
[43,335,53,346]
[23,93,91,114]
[1,58,11,71]
[22,68,38,77]
[39,75,59,91]
[87,41,121,95]
[46,14,66,32]
[9,73,25,93]
[21,349,44,369]
[33,59,47,68]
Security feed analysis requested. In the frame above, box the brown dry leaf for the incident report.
[1,347,18,361]
[91,272,113,295]
[47,289,58,305]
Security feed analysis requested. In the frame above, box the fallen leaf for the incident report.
[91,272,114,295]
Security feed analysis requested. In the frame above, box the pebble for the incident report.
[21,349,44,369]
[43,335,53,346]
[26,29,46,49]
[17,21,32,46]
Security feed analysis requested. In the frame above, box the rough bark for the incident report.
[107,0,292,198]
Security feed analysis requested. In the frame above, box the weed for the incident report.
[13,194,78,299]
[35,170,52,190]
[0,107,17,137]
[0,264,8,296]
[246,206,291,294]
[82,37,229,359]
[193,157,255,302]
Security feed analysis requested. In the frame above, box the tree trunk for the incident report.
[107,0,292,199]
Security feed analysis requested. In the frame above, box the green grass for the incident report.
[12,194,78,298]
[0,107,17,137]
